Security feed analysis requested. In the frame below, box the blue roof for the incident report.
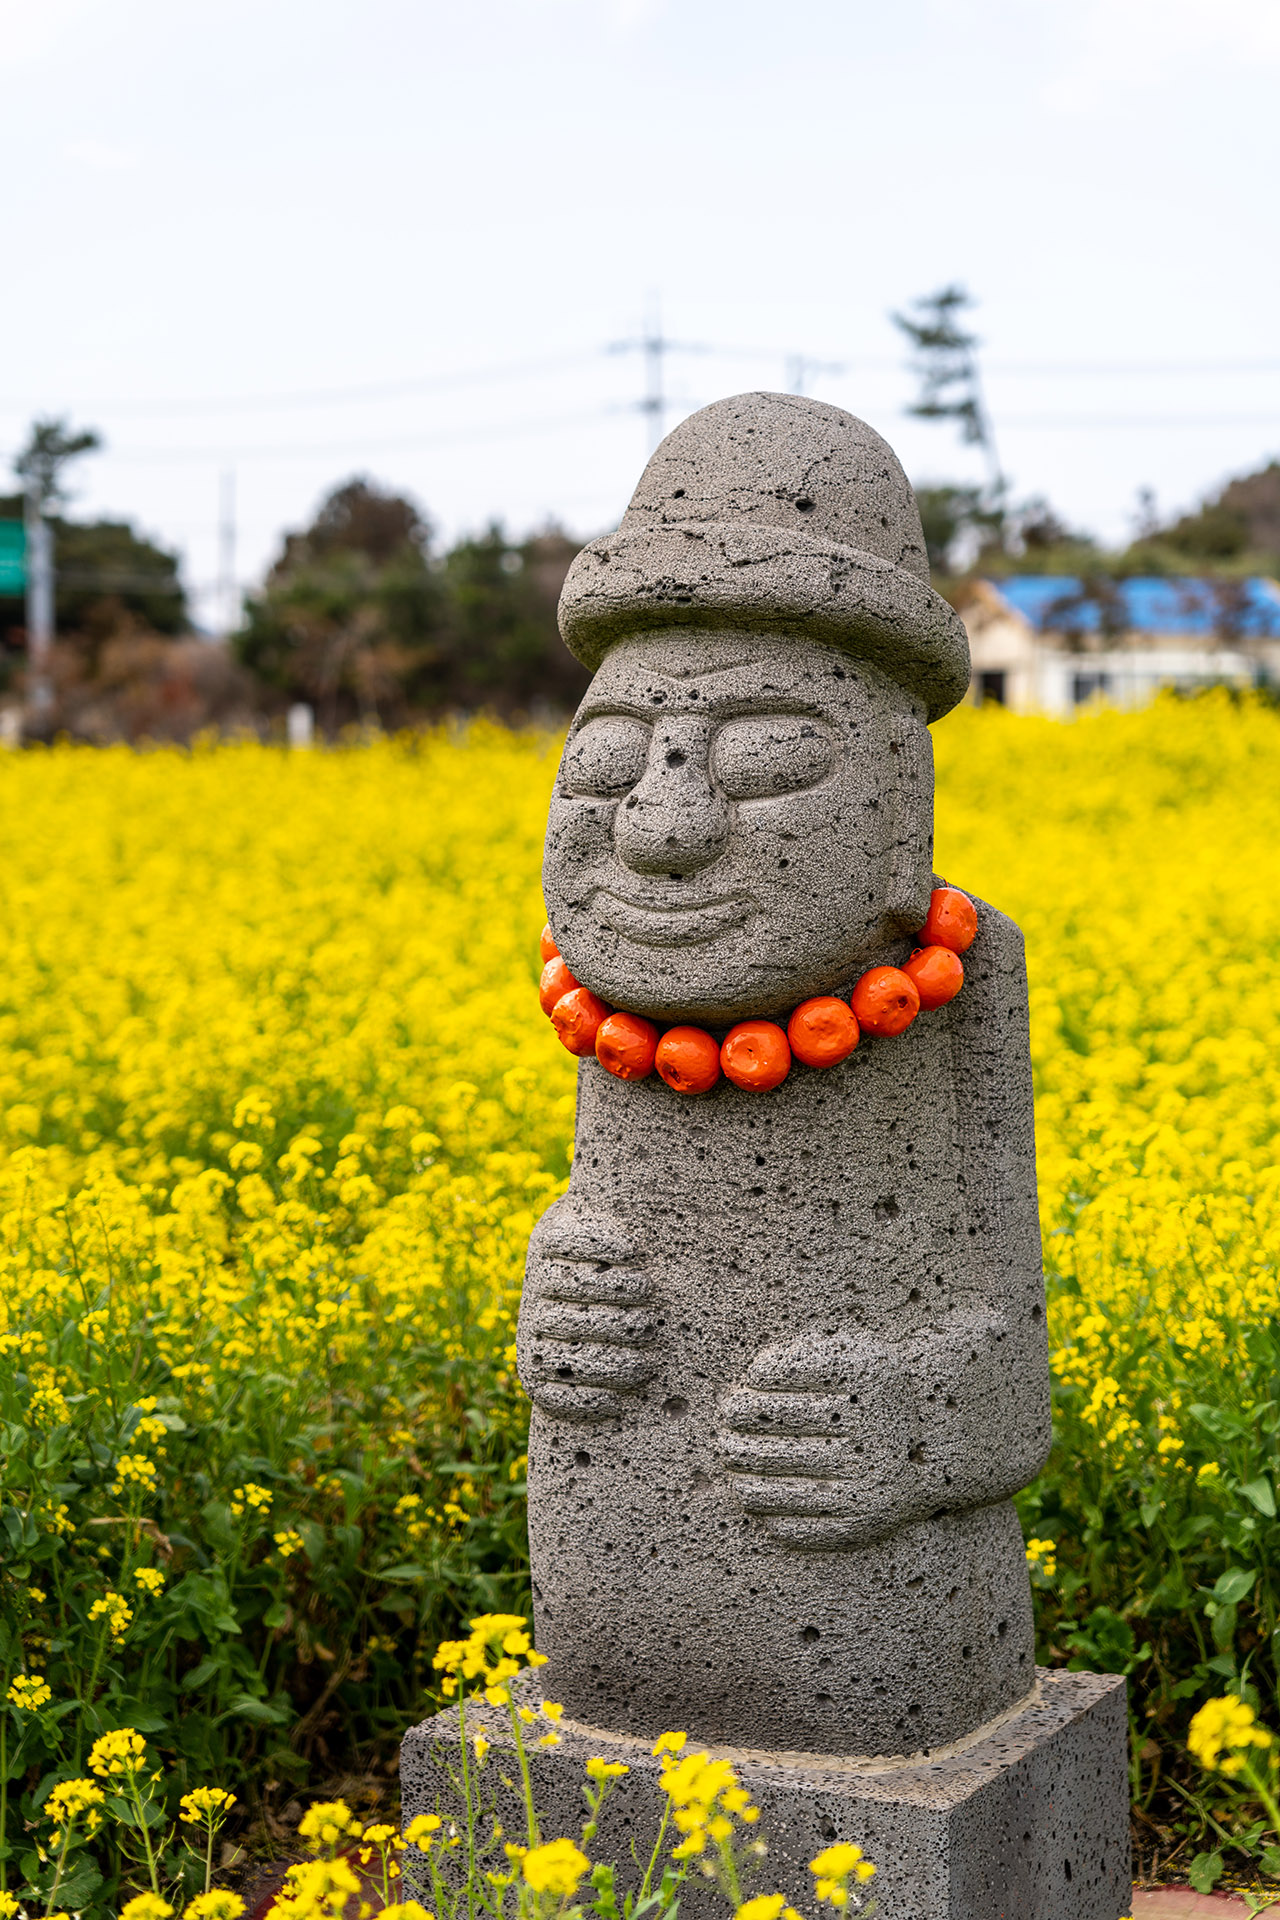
[988,574,1280,638]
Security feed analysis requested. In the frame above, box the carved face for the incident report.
[543,630,935,1022]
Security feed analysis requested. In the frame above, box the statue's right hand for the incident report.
[517,1207,659,1422]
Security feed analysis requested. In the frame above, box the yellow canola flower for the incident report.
[735,1899,786,1920]
[89,1728,149,1777]
[186,1897,247,1920]
[298,1799,364,1851]
[180,1787,237,1824]
[521,1837,591,1897]
[134,1566,165,1596]
[119,1898,175,1920]
[8,1674,52,1711]
[229,1483,273,1518]
[43,1778,106,1843]
[1024,1538,1058,1579]
[403,1815,443,1848]
[379,1907,432,1920]
[275,1857,362,1920]
[1188,1694,1274,1773]
[88,1594,134,1640]
[585,1757,629,1780]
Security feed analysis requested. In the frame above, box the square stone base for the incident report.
[401,1668,1130,1920]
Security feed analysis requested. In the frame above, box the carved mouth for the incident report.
[591,888,752,948]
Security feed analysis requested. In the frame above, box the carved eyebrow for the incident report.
[634,654,770,679]
[573,693,830,725]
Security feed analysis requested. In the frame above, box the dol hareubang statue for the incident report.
[522,391,1047,1755]
[403,395,1130,1920]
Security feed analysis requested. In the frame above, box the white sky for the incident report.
[2,0,1278,629]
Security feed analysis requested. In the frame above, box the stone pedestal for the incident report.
[401,1668,1130,1920]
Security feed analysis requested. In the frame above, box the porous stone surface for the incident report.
[400,1669,1132,1920]
[402,392,1129,1913]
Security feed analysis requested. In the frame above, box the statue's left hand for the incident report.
[717,1314,1040,1550]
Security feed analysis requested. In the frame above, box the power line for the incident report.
[0,350,605,419]
[7,342,1276,428]
[995,412,1280,429]
[0,406,618,467]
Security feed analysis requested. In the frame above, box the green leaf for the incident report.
[1188,1850,1224,1894]
[262,1599,289,1629]
[218,1692,290,1725]
[55,1858,104,1907]
[1190,1403,1250,1442]
[180,1655,225,1692]
[1241,1475,1276,1517]
[1213,1565,1257,1606]
[1259,1844,1280,1874]
[377,1563,429,1583]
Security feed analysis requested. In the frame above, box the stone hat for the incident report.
[558,391,970,722]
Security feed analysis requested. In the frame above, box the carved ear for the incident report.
[883,718,935,936]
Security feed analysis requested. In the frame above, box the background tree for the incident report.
[234,478,448,730]
[13,415,102,509]
[1,418,185,689]
[0,499,186,643]
[440,523,588,714]
[236,479,586,729]
[891,284,1003,493]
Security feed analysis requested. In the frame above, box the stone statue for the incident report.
[403,394,1130,1920]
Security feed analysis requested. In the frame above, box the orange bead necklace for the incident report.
[538,886,977,1096]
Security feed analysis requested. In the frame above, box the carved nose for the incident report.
[612,725,729,876]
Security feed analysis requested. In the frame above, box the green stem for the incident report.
[715,1832,742,1909]
[457,1693,478,1920]
[127,1773,160,1893]
[505,1699,539,1850]
[205,1818,215,1895]
[43,1823,74,1917]
[638,1799,673,1902]
[1,1708,8,1893]
[1244,1755,1280,1842]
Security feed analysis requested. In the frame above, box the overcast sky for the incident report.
[2,0,1278,628]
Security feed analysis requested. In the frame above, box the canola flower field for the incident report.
[3,696,1280,1895]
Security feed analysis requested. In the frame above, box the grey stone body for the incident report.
[402,394,1129,1914]
[402,1669,1131,1920]
[521,878,1049,1755]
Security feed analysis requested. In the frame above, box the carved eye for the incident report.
[561,714,651,798]
[710,714,836,800]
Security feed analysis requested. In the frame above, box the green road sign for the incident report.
[0,520,25,595]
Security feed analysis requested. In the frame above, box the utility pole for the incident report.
[642,302,665,452]
[12,417,101,733]
[609,299,711,455]
[786,353,847,397]
[23,487,55,720]
[218,469,237,639]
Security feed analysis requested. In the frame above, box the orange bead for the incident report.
[851,966,921,1038]
[920,885,978,955]
[539,955,579,1015]
[596,1010,659,1081]
[655,1026,721,1095]
[720,1020,791,1091]
[904,944,964,1010]
[550,986,610,1057]
[787,996,860,1068]
[539,922,560,964]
